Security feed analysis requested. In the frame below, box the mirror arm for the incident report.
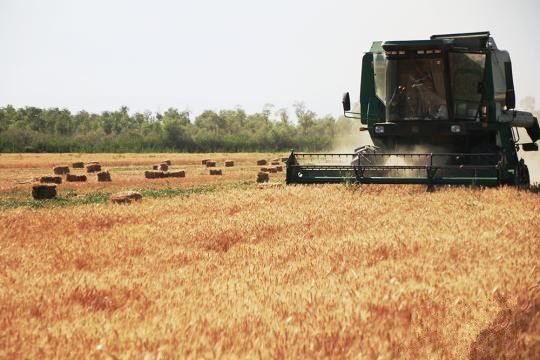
[344,111,362,120]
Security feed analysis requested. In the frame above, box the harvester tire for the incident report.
[517,160,530,188]
[351,145,384,166]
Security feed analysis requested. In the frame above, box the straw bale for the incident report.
[271,161,280,165]
[260,167,270,173]
[152,165,159,170]
[256,171,269,183]
[38,176,62,184]
[32,184,57,200]
[66,174,87,182]
[110,191,142,204]
[53,165,70,175]
[72,162,85,168]
[256,159,267,165]
[275,165,283,172]
[209,169,222,175]
[166,170,186,178]
[202,159,209,165]
[163,160,172,165]
[159,163,169,171]
[268,167,277,173]
[86,163,102,173]
[206,161,217,167]
[97,171,112,182]
[144,170,165,179]
[225,160,234,167]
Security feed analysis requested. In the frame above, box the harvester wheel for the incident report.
[351,145,383,166]
[517,160,530,188]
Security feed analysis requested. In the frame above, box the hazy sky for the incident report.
[1,0,539,118]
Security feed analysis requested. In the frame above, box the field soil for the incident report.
[0,153,539,359]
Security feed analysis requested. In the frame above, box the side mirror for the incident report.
[342,92,351,112]
[522,143,538,152]
[506,89,516,110]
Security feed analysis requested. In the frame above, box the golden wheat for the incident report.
[0,154,539,359]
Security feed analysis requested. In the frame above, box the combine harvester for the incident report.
[286,32,539,190]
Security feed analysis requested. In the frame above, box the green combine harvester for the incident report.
[286,32,539,190]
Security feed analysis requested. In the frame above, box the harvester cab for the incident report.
[286,31,539,189]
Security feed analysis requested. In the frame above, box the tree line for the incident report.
[0,104,358,153]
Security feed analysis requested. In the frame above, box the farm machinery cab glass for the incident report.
[385,54,448,121]
[376,49,488,122]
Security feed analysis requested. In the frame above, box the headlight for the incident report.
[374,126,384,134]
[450,125,461,133]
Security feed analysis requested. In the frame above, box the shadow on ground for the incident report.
[470,284,540,359]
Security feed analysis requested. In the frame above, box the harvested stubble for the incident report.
[31,183,57,199]
[110,190,142,204]
[66,174,87,182]
[209,169,222,175]
[86,163,101,173]
[72,162,85,169]
[53,165,70,175]
[97,171,112,182]
[206,161,217,168]
[202,159,209,165]
[37,175,62,184]
[144,170,165,179]
[256,171,269,183]
[225,160,234,167]
[166,170,186,178]
[256,159,267,166]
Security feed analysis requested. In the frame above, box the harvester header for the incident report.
[286,31,539,189]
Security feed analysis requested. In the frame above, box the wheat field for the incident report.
[0,154,539,359]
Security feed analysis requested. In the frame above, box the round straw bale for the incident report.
[275,165,283,172]
[38,175,62,184]
[167,170,186,178]
[86,163,102,173]
[97,171,112,182]
[159,163,169,171]
[256,172,269,183]
[256,159,267,166]
[206,161,216,167]
[53,165,70,175]
[66,174,87,182]
[110,190,142,204]
[202,159,209,165]
[163,160,172,165]
[224,160,234,167]
[72,161,85,168]
[32,184,57,200]
[209,169,222,175]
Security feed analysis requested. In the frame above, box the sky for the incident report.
[1,0,539,119]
